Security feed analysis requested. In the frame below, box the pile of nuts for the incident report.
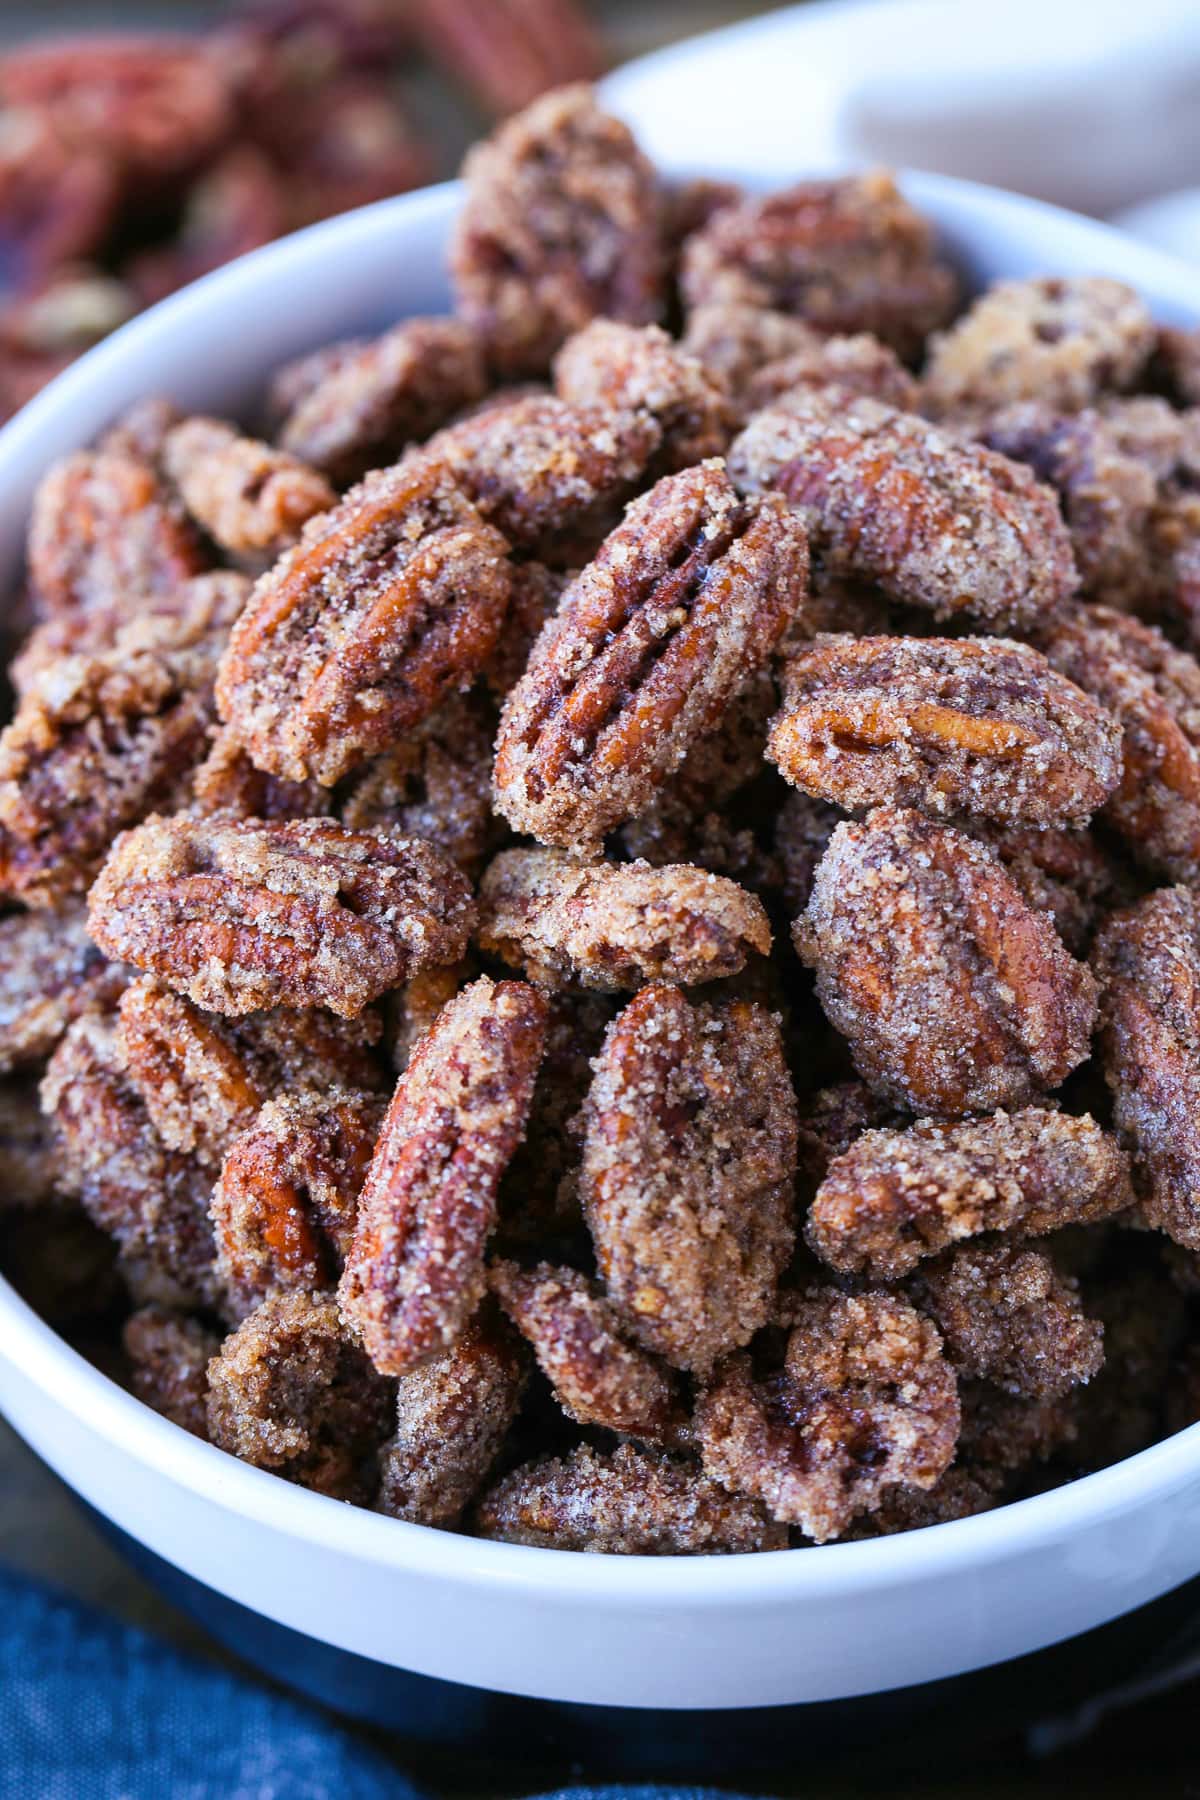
[4,84,1200,1553]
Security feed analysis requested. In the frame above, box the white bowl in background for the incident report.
[1,171,1199,1715]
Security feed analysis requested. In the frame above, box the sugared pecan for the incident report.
[768,634,1121,828]
[162,415,335,559]
[122,1305,220,1438]
[493,461,809,849]
[387,962,474,1077]
[276,317,489,487]
[679,172,958,361]
[87,815,476,1019]
[490,1258,687,1444]
[478,848,770,990]
[206,1289,392,1500]
[1041,605,1200,883]
[191,725,333,823]
[0,1077,64,1210]
[553,320,734,473]
[729,389,1078,632]
[744,333,919,417]
[0,904,123,1071]
[338,691,495,879]
[215,456,512,786]
[474,1441,786,1553]
[680,304,823,405]
[450,85,665,377]
[339,976,548,1376]
[807,1108,1132,1282]
[922,276,1155,419]
[695,1290,960,1542]
[98,396,183,468]
[972,821,1130,956]
[844,1466,1002,1538]
[580,984,797,1374]
[377,1304,528,1526]
[795,808,1099,1116]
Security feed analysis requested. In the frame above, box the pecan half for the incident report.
[216,456,512,786]
[553,320,734,473]
[795,808,1099,1115]
[768,634,1122,827]
[680,304,825,404]
[87,815,476,1018]
[162,415,335,558]
[580,985,798,1374]
[0,904,123,1071]
[972,821,1131,956]
[493,461,809,849]
[745,333,919,417]
[339,975,548,1375]
[807,1108,1132,1281]
[122,1305,219,1438]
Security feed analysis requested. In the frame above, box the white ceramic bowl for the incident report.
[2,170,1200,1716]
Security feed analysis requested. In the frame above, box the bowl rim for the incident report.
[3,164,1200,1602]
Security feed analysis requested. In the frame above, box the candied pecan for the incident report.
[844,1465,1001,1538]
[474,1441,786,1553]
[41,1011,218,1308]
[954,1380,1078,1480]
[796,808,1098,1116]
[0,1077,63,1210]
[266,339,368,429]
[745,333,919,416]
[695,1290,959,1541]
[0,905,123,1071]
[122,146,285,305]
[729,390,1077,633]
[207,1289,392,1499]
[191,725,333,823]
[807,1108,1132,1282]
[162,415,335,559]
[490,1258,687,1444]
[122,1305,220,1438]
[494,462,809,849]
[377,1304,528,1525]
[973,822,1129,956]
[28,450,206,622]
[482,560,568,699]
[923,277,1155,418]
[553,320,734,472]
[216,456,511,786]
[387,962,473,1077]
[908,1242,1103,1399]
[87,815,476,1019]
[338,691,495,879]
[796,1080,904,1197]
[679,172,958,361]
[276,317,488,487]
[212,1088,385,1318]
[99,397,184,468]
[580,985,797,1374]
[0,102,118,287]
[450,85,665,377]
[680,305,824,404]
[339,976,548,1375]
[479,849,770,991]
[1041,605,1200,883]
[768,634,1121,828]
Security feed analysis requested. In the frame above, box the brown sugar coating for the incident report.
[87,814,476,1019]
[276,317,488,486]
[768,635,1122,828]
[0,1077,64,1210]
[478,848,771,991]
[694,1290,960,1542]
[0,904,123,1071]
[206,1289,393,1499]
[490,1258,687,1444]
[908,1242,1103,1399]
[744,333,919,417]
[450,84,665,378]
[580,984,798,1374]
[807,1108,1132,1282]
[552,319,734,473]
[796,808,1099,1116]
[474,1441,786,1553]
[339,976,548,1376]
[338,691,495,880]
[1092,887,1200,1251]
[377,1305,528,1526]
[679,172,958,361]
[922,276,1155,418]
[211,1088,385,1319]
[191,724,333,823]
[729,389,1078,634]
[162,415,335,558]
[122,1305,219,1438]
[493,461,809,849]
[215,456,512,786]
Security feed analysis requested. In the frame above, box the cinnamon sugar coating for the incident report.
[162,415,335,558]
[769,635,1121,828]
[807,1108,1132,1282]
[478,848,770,990]
[580,984,797,1374]
[475,1441,786,1553]
[122,1305,219,1438]
[729,389,1078,633]
[0,904,123,1071]
[796,808,1099,1116]
[339,976,548,1376]
[695,1290,960,1542]
[553,320,734,473]
[87,815,476,1019]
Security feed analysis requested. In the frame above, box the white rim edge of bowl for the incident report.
[2,164,1199,1598]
